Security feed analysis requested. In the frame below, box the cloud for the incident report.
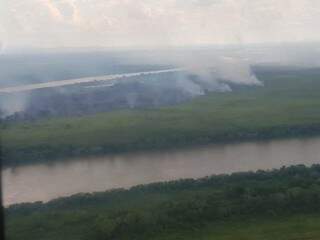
[2,0,320,49]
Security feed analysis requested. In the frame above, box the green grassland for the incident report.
[6,165,320,240]
[154,215,320,240]
[2,67,320,166]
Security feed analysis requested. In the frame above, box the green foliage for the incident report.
[2,68,320,166]
[6,165,320,240]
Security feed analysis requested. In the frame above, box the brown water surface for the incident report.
[3,137,320,205]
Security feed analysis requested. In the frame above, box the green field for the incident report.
[9,214,320,240]
[2,67,320,166]
[154,215,320,240]
[169,215,320,240]
[6,165,320,240]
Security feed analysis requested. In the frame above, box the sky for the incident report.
[1,0,320,50]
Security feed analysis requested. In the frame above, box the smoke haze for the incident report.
[1,0,320,117]
[1,43,319,118]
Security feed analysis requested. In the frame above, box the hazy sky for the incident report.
[1,0,320,50]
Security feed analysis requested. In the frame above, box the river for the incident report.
[3,137,320,206]
[0,68,182,94]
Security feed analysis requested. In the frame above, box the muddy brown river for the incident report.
[3,137,320,206]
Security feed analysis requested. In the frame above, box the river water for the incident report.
[0,68,182,93]
[3,137,320,206]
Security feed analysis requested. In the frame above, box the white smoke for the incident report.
[214,57,262,86]
[0,47,265,118]
[0,93,29,117]
[2,43,320,118]
[121,48,263,97]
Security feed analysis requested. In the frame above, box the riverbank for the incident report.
[2,67,320,166]
[6,164,320,240]
[4,137,320,205]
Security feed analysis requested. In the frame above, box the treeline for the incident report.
[6,164,320,240]
[3,123,320,167]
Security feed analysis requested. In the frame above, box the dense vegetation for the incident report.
[2,67,320,166]
[6,164,320,240]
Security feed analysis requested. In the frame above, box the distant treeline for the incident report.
[6,164,320,240]
[3,123,320,167]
